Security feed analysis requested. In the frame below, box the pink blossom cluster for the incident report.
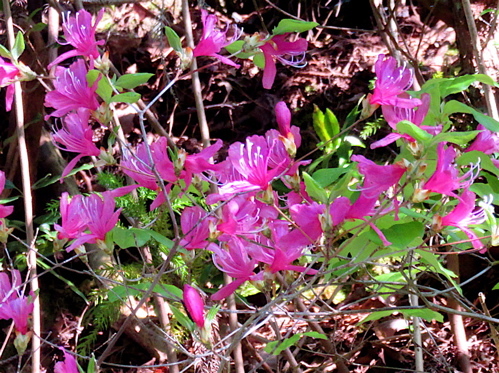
[193,11,308,89]
[45,9,103,178]
[369,54,496,252]
[172,102,411,300]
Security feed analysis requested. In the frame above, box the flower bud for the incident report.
[183,284,205,329]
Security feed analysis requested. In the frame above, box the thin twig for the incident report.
[462,0,499,120]
[2,2,40,373]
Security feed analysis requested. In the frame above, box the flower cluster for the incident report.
[46,9,103,178]
[192,12,311,89]
[368,54,491,252]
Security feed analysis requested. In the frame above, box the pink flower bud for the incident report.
[183,284,205,328]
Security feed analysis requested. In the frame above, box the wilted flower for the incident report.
[193,9,241,67]
[369,54,421,109]
[49,9,105,68]
[182,284,205,328]
[52,108,101,178]
[45,59,99,119]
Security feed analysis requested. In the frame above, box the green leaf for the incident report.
[170,304,194,331]
[396,120,432,143]
[30,22,47,33]
[86,354,97,373]
[303,171,328,203]
[370,221,425,249]
[312,168,348,188]
[87,70,113,103]
[154,284,183,300]
[272,19,318,35]
[115,73,154,90]
[399,309,443,323]
[458,150,499,177]
[303,331,327,340]
[37,260,88,303]
[148,230,174,249]
[439,74,497,97]
[313,105,330,143]
[11,31,25,61]
[493,282,499,290]
[429,130,480,147]
[443,100,499,132]
[0,44,11,59]
[165,26,182,53]
[416,249,462,295]
[205,305,220,322]
[264,334,302,355]
[225,40,244,55]
[111,227,136,249]
[61,163,94,180]
[360,308,443,323]
[110,92,141,104]
[253,52,265,69]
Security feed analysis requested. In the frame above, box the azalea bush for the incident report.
[1,3,499,372]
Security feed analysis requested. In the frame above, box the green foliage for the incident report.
[78,297,121,356]
[359,117,384,140]
[272,19,318,35]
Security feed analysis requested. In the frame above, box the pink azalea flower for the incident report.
[369,54,421,109]
[193,10,241,68]
[182,284,205,328]
[54,348,79,373]
[0,171,14,219]
[49,9,105,68]
[286,202,325,246]
[249,221,318,275]
[274,101,302,150]
[217,195,276,239]
[121,138,171,210]
[440,189,486,252]
[44,59,99,119]
[54,193,86,240]
[350,155,406,200]
[259,34,308,89]
[121,141,159,191]
[371,93,438,149]
[218,135,282,196]
[182,139,224,188]
[52,108,101,178]
[65,192,121,252]
[466,124,499,154]
[0,56,20,111]
[210,238,263,300]
[0,270,34,335]
[345,156,406,246]
[422,143,477,200]
[179,206,215,250]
